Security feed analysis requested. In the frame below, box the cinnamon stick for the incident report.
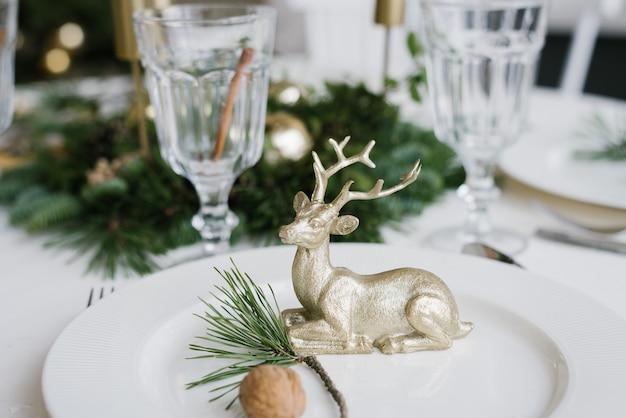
[212,46,254,161]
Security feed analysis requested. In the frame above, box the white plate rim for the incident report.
[42,243,626,417]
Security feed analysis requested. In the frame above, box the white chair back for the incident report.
[282,0,415,91]
[555,0,625,95]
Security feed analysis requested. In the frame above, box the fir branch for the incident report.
[24,193,83,232]
[574,110,626,161]
[0,165,44,203]
[0,83,461,278]
[9,186,60,226]
[47,216,179,278]
[187,261,348,417]
[0,178,25,204]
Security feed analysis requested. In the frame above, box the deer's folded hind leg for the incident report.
[373,331,444,354]
[374,331,452,354]
[375,295,457,354]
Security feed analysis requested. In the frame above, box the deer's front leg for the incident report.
[281,308,309,327]
[287,285,373,355]
[287,318,373,355]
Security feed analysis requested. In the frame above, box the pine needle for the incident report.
[187,260,348,417]
[187,261,299,396]
[574,110,626,161]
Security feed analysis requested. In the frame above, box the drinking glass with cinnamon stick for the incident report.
[134,4,276,254]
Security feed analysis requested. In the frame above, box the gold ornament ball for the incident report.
[265,112,313,164]
[269,80,307,106]
[239,365,306,418]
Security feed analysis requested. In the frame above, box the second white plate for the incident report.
[500,89,626,210]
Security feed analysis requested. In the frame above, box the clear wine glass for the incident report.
[417,0,549,254]
[0,0,18,133]
[134,4,276,255]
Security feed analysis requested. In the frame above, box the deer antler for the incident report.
[331,159,422,209]
[311,137,376,202]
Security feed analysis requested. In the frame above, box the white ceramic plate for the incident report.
[500,89,626,210]
[43,244,626,418]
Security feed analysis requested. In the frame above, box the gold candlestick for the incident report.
[375,0,404,26]
[110,0,170,158]
[374,0,405,89]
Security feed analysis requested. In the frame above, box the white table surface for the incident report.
[2,88,626,417]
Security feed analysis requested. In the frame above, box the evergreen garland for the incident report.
[235,82,463,244]
[0,81,462,278]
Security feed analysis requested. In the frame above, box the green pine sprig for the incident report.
[574,110,626,161]
[187,261,348,417]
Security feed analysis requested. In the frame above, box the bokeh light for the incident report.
[44,48,71,74]
[58,23,85,50]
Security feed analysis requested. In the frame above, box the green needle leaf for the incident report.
[186,260,299,407]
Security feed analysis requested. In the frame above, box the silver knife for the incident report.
[536,228,626,255]
[461,243,524,268]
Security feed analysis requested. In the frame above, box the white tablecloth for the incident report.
[2,88,626,417]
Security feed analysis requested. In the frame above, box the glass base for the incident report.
[424,226,527,256]
[192,210,239,256]
[201,239,231,255]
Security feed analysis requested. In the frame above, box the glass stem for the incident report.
[457,156,500,242]
[190,175,239,254]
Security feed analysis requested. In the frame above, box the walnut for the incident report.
[239,365,306,418]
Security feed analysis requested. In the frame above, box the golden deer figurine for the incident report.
[279,137,473,355]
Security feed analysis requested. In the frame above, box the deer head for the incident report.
[278,137,421,249]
